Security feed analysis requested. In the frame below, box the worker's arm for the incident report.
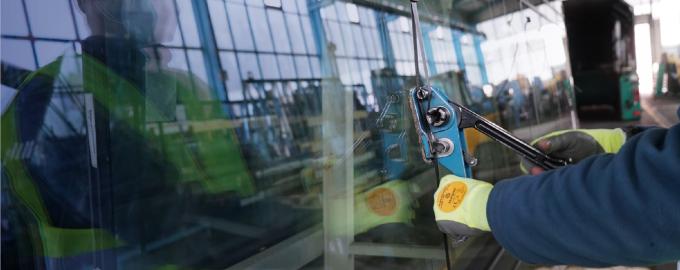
[489,119,680,267]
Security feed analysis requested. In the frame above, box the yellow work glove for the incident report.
[521,128,627,175]
[354,180,415,234]
[433,175,493,236]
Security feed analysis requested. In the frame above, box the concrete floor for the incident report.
[579,95,680,129]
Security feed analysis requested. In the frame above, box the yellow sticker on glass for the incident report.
[366,188,397,216]
[437,182,467,213]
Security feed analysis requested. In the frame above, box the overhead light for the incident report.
[264,0,282,8]
[346,3,360,23]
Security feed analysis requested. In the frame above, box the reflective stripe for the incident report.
[1,57,123,257]
[40,225,122,258]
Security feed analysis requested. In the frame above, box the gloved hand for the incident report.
[433,175,493,237]
[521,128,626,175]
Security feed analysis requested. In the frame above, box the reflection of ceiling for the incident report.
[348,0,558,24]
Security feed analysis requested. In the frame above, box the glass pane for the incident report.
[259,53,280,79]
[286,15,307,54]
[340,23,356,57]
[352,24,367,58]
[1,85,19,114]
[227,2,255,50]
[277,55,296,79]
[309,56,321,78]
[219,51,245,101]
[327,21,345,56]
[25,0,76,39]
[186,49,212,100]
[3,1,578,269]
[294,56,312,78]
[176,0,201,47]
[208,0,234,49]
[300,15,317,54]
[1,39,35,70]
[282,0,297,13]
[249,7,274,52]
[1,0,29,36]
[34,41,70,66]
[72,2,91,38]
[296,0,308,14]
[237,52,261,79]
[267,9,292,53]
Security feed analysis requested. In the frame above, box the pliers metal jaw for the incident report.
[408,85,569,177]
[408,85,474,178]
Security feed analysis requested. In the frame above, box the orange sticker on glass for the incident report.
[366,188,397,216]
[437,182,467,213]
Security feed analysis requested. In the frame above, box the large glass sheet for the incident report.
[2,1,577,270]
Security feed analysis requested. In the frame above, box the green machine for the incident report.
[620,70,642,120]
[655,53,680,97]
[564,0,642,121]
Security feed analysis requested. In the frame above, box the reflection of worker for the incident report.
[433,111,680,267]
[2,0,251,268]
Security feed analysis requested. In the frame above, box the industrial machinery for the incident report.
[655,53,680,97]
[563,0,641,120]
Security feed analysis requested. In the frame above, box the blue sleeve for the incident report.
[487,108,680,267]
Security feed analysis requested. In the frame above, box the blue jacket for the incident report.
[488,107,680,267]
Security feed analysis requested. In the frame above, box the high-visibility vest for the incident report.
[2,52,254,262]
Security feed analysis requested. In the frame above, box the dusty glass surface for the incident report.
[1,0,575,269]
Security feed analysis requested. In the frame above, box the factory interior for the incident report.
[1,0,679,269]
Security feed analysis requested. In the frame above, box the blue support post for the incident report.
[192,0,231,116]
[307,0,331,78]
[452,30,466,73]
[421,25,437,75]
[376,12,396,69]
[474,34,489,84]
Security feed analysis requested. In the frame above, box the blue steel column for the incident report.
[421,24,437,75]
[308,1,332,78]
[474,34,489,84]
[375,12,396,69]
[192,0,231,115]
[452,30,466,73]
